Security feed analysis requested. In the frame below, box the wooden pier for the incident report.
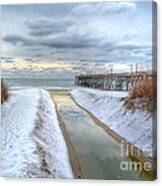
[75,72,153,91]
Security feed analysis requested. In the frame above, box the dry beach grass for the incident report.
[124,78,155,112]
[1,80,9,104]
[130,79,154,99]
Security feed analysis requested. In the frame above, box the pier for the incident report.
[75,72,153,91]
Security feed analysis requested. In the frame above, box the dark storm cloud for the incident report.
[25,17,73,37]
[3,30,101,50]
[39,33,99,49]
[4,33,150,54]
[3,34,33,46]
[29,28,55,37]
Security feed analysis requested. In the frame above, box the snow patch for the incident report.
[1,88,73,178]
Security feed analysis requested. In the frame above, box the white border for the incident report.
[0,0,161,185]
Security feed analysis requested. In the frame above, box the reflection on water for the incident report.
[53,93,150,180]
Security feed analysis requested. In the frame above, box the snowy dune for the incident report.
[71,88,153,157]
[1,88,73,178]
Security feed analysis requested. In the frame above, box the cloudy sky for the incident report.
[1,1,155,79]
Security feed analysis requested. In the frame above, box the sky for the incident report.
[1,1,155,79]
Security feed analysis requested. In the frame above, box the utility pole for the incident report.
[109,64,114,75]
[130,64,133,75]
[135,63,138,76]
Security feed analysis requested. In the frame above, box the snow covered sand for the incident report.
[71,88,153,157]
[1,88,74,178]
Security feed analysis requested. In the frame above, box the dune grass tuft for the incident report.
[130,79,154,99]
[1,80,9,104]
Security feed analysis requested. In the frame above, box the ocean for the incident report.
[3,78,74,92]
